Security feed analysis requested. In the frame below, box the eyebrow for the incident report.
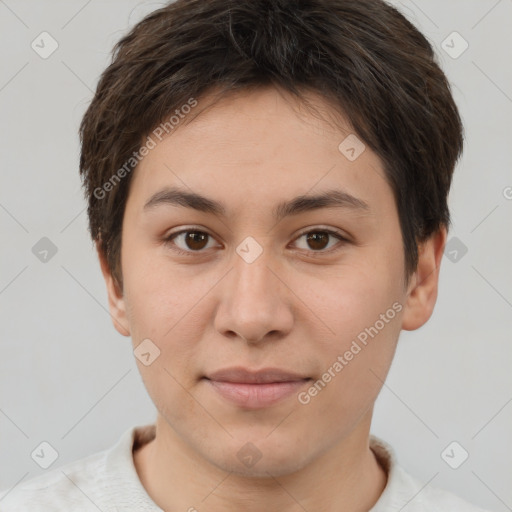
[143,186,370,220]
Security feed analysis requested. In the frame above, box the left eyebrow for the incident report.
[143,186,370,220]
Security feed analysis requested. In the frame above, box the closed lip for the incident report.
[204,366,310,384]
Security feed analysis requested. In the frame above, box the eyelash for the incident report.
[163,227,349,258]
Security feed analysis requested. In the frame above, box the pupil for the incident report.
[183,231,330,251]
[186,232,207,250]
[307,232,328,250]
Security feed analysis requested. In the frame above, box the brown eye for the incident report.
[183,231,209,250]
[305,232,330,250]
[293,229,347,255]
[165,229,218,254]
[164,227,347,258]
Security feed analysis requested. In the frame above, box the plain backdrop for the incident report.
[0,0,511,509]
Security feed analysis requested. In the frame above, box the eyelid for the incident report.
[289,226,349,256]
[164,226,220,255]
[163,225,350,256]
[293,225,350,242]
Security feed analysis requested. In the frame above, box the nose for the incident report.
[214,248,294,344]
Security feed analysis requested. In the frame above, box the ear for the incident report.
[96,241,131,337]
[401,226,447,331]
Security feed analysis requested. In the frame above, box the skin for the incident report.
[98,86,446,512]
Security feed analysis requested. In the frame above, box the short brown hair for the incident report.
[79,0,463,290]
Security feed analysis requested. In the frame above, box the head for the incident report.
[79,0,463,476]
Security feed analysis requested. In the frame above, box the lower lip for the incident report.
[205,379,310,409]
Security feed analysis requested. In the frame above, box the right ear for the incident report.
[96,241,131,337]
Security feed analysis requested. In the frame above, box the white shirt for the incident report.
[0,425,493,511]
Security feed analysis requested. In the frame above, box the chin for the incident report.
[201,435,314,478]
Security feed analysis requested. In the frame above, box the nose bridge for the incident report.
[214,240,293,343]
[231,243,279,315]
[233,247,274,301]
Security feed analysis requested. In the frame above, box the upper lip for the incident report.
[205,367,310,384]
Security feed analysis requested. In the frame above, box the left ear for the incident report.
[401,226,447,331]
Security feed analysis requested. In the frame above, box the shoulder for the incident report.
[0,425,152,512]
[0,449,112,512]
[392,464,492,512]
[369,435,494,512]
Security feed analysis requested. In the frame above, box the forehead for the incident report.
[126,86,393,220]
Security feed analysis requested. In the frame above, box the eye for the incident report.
[164,227,349,257]
[291,228,348,255]
[164,229,219,256]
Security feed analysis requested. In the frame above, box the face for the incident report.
[101,86,442,477]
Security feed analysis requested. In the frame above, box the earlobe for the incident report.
[96,242,131,337]
[401,227,447,331]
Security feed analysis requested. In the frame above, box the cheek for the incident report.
[122,258,208,410]
[302,254,404,407]
[301,302,401,436]
[122,244,201,337]
[122,249,216,384]
[314,259,403,345]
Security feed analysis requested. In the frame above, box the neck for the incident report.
[134,412,388,512]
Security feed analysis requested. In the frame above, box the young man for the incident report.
[0,0,493,510]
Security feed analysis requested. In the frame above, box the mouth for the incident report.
[203,367,312,409]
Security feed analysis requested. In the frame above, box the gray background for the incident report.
[0,0,511,509]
